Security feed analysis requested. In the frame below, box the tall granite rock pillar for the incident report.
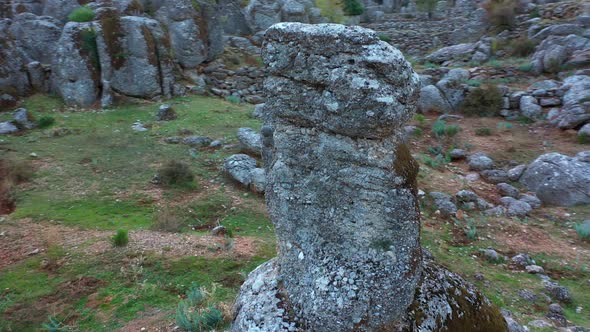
[233,23,507,332]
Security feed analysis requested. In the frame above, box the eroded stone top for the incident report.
[262,22,420,139]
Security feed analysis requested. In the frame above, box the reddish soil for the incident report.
[0,218,262,271]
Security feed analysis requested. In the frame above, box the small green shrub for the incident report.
[465,219,478,241]
[414,114,426,126]
[432,120,460,138]
[225,95,241,104]
[157,161,194,186]
[42,316,69,332]
[466,79,482,87]
[475,127,493,136]
[545,58,563,73]
[528,6,540,18]
[574,221,590,240]
[460,85,503,117]
[68,6,95,22]
[342,0,364,15]
[518,63,533,72]
[112,229,129,247]
[416,0,437,19]
[315,0,345,23]
[424,61,438,69]
[176,285,224,332]
[496,122,513,131]
[378,34,392,43]
[579,133,590,144]
[421,154,447,170]
[38,116,56,129]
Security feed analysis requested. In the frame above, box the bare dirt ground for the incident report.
[0,218,261,270]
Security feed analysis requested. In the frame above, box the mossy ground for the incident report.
[0,95,588,330]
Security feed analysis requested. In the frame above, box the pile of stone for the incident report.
[232,22,507,332]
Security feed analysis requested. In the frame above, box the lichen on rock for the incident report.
[231,22,506,332]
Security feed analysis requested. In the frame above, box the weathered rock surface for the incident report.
[520,151,590,206]
[552,75,590,129]
[237,127,262,155]
[233,22,505,332]
[418,84,452,113]
[53,21,100,107]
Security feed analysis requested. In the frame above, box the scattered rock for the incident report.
[528,319,552,329]
[525,265,545,274]
[520,151,590,206]
[0,94,17,109]
[456,190,478,202]
[547,303,567,326]
[224,154,257,187]
[156,104,177,121]
[502,310,527,332]
[449,148,467,160]
[418,84,452,113]
[497,183,519,198]
[518,289,537,302]
[131,121,148,132]
[236,127,262,155]
[508,164,526,182]
[545,282,572,303]
[211,225,228,236]
[500,197,532,217]
[182,136,212,147]
[430,192,457,217]
[511,253,534,267]
[0,122,18,135]
[519,194,541,209]
[468,152,494,171]
[520,95,542,120]
[13,108,35,129]
[481,169,510,184]
[164,136,182,144]
[480,248,501,262]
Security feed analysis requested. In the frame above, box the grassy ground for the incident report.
[0,94,589,331]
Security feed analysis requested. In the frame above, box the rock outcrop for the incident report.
[0,0,227,106]
[232,22,506,332]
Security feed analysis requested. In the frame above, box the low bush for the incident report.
[38,116,56,129]
[574,222,590,240]
[153,207,186,232]
[176,285,224,331]
[68,6,95,22]
[496,121,513,131]
[157,161,194,186]
[342,0,364,16]
[518,63,533,72]
[475,127,493,136]
[225,95,241,104]
[414,114,426,126]
[509,38,537,57]
[579,133,590,144]
[482,0,516,31]
[315,0,345,23]
[112,229,129,247]
[460,85,503,117]
[432,120,460,138]
[378,34,392,43]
